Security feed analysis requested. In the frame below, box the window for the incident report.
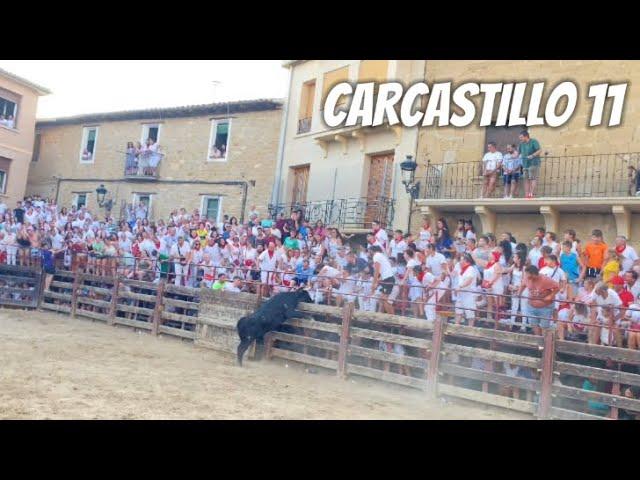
[208,119,231,161]
[484,124,522,154]
[322,66,350,108]
[201,196,222,223]
[133,193,153,218]
[74,193,88,209]
[141,123,161,144]
[32,133,41,162]
[0,87,19,129]
[0,170,6,194]
[80,126,99,163]
[358,60,389,83]
[0,157,11,194]
[297,80,316,134]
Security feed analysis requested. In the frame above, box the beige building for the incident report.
[273,60,425,233]
[0,68,50,208]
[276,60,640,245]
[415,60,640,245]
[28,99,283,222]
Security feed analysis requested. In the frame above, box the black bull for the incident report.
[236,289,313,366]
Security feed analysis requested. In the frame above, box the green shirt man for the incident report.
[518,132,542,168]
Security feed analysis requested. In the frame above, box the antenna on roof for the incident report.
[211,80,221,104]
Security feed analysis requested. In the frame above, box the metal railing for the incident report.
[297,117,312,134]
[268,196,395,230]
[123,149,164,179]
[423,152,640,199]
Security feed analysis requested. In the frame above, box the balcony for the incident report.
[417,152,640,238]
[423,153,640,200]
[297,117,311,134]
[124,149,164,180]
[268,197,395,231]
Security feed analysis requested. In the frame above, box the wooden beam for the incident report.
[537,329,556,419]
[438,384,536,414]
[426,317,445,398]
[556,339,640,364]
[337,302,354,379]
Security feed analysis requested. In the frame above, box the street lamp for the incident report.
[95,184,113,214]
[399,155,421,234]
[96,184,107,206]
[400,155,420,199]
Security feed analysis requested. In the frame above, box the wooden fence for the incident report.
[0,264,42,308]
[4,265,640,420]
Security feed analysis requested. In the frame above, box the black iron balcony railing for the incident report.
[297,117,312,134]
[268,196,395,230]
[124,150,164,179]
[423,152,640,199]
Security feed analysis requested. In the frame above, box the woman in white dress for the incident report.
[147,138,161,175]
[482,249,504,324]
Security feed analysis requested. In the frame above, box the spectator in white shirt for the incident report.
[481,141,503,198]
[388,229,407,260]
[615,236,639,273]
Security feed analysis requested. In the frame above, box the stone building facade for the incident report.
[0,68,50,208]
[415,60,640,245]
[276,60,640,244]
[27,99,283,222]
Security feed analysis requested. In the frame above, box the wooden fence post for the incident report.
[537,328,557,419]
[337,302,354,379]
[426,316,445,399]
[152,280,165,336]
[70,272,81,318]
[108,277,119,326]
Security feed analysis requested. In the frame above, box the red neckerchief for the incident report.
[460,263,471,275]
[268,250,274,259]
[616,245,626,255]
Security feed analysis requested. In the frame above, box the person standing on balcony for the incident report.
[502,144,522,198]
[147,138,161,176]
[518,130,543,199]
[481,142,502,198]
[125,142,137,175]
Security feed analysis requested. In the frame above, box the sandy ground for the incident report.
[0,309,528,420]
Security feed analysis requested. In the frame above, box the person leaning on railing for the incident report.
[518,130,542,199]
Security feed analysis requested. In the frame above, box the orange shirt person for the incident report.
[582,229,608,280]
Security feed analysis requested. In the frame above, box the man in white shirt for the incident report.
[369,245,395,314]
[135,202,148,220]
[615,236,639,273]
[588,282,623,346]
[425,243,447,277]
[624,270,640,299]
[258,241,280,296]
[481,141,503,198]
[388,230,407,260]
[371,220,388,250]
[170,236,191,286]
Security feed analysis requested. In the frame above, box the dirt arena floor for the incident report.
[0,309,528,420]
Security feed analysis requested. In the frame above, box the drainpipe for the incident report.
[406,59,428,233]
[272,65,293,206]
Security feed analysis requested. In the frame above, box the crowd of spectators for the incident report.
[3,193,640,354]
[124,138,162,176]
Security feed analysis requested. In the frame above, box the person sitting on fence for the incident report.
[481,141,502,198]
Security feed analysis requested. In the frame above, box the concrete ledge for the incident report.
[416,197,640,214]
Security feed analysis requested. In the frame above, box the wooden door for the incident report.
[291,165,310,205]
[485,125,522,154]
[365,153,394,227]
